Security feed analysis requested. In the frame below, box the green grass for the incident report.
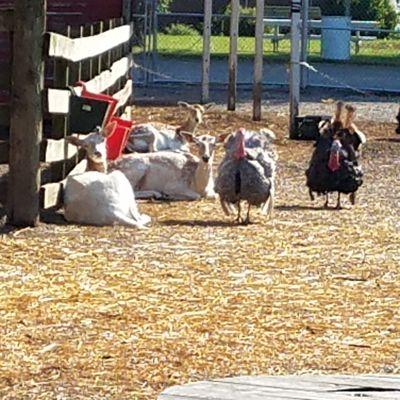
[152,34,400,66]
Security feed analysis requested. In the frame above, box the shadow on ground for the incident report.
[161,219,237,228]
[276,204,331,212]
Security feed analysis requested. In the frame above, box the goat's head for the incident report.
[67,123,115,172]
[396,107,400,134]
[178,101,215,130]
[180,132,218,164]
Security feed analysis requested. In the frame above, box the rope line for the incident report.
[132,59,372,96]
[298,61,371,96]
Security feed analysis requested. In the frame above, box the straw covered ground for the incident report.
[0,103,399,399]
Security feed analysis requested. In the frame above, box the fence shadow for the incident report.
[276,204,336,211]
[0,205,21,234]
[161,219,237,228]
[375,137,400,143]
[40,209,68,225]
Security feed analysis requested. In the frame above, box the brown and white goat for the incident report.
[125,101,215,153]
[63,124,150,227]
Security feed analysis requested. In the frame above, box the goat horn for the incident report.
[333,101,344,122]
[344,104,356,129]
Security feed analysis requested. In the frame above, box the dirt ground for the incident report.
[0,102,399,399]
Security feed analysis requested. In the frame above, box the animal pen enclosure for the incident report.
[0,0,134,227]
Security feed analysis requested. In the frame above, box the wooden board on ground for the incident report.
[158,375,400,400]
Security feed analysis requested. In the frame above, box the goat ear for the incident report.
[216,132,231,143]
[177,101,191,109]
[260,128,276,141]
[66,135,85,147]
[204,102,215,112]
[102,121,117,138]
[178,130,195,143]
[319,120,330,133]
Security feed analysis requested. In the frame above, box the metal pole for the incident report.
[300,0,309,89]
[289,0,301,138]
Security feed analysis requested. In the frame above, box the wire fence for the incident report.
[131,0,400,93]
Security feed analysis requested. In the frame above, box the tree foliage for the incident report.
[322,0,398,30]
[157,0,173,13]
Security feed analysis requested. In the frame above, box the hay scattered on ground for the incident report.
[0,106,399,399]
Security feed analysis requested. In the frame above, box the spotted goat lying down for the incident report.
[64,124,151,227]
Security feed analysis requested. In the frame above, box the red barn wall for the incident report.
[0,0,131,103]
[0,0,125,27]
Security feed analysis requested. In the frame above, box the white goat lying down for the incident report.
[111,132,220,201]
[125,101,214,153]
[64,125,151,227]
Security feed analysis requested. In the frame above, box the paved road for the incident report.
[134,55,400,93]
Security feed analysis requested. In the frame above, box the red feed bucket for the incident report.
[106,117,133,160]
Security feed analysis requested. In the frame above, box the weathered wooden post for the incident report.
[8,0,46,226]
[289,0,301,138]
[122,0,134,105]
[300,0,309,88]
[253,0,264,121]
[201,0,212,103]
[227,0,239,111]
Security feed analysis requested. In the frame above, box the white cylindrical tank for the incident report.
[322,16,351,61]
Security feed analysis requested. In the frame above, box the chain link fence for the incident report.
[131,0,400,92]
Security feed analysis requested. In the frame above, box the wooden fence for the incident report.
[0,9,12,163]
[0,0,134,227]
[201,0,265,120]
[42,17,134,210]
